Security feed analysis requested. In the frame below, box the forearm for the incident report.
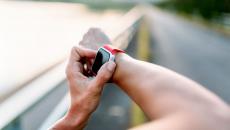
[113,53,229,119]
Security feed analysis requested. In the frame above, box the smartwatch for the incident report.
[91,44,124,75]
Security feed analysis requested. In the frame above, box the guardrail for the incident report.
[0,4,143,130]
[39,6,143,130]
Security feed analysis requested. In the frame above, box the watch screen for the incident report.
[92,48,110,74]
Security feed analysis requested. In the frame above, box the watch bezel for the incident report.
[91,47,115,75]
[100,47,115,61]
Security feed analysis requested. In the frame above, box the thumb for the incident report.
[90,61,116,92]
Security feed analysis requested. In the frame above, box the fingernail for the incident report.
[107,61,116,71]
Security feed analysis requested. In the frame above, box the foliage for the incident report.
[157,0,230,19]
[31,0,135,11]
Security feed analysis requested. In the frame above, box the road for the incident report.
[147,7,230,103]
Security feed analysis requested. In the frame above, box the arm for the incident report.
[50,28,115,130]
[50,46,116,130]
[113,53,230,130]
[51,28,229,130]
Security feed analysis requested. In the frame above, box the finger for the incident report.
[70,46,96,62]
[66,46,96,79]
[89,61,116,93]
[67,46,96,73]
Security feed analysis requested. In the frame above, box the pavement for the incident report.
[147,7,230,103]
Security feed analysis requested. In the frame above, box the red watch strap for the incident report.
[103,44,125,55]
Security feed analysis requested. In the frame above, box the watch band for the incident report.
[103,44,125,55]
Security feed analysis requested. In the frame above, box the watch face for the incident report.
[92,48,110,74]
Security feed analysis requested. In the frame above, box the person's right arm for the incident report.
[112,53,230,130]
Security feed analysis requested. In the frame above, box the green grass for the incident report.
[30,0,135,12]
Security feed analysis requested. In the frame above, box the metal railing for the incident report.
[0,4,143,130]
[39,6,143,130]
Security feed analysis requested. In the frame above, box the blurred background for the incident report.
[0,0,229,130]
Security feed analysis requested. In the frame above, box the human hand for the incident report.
[50,46,116,130]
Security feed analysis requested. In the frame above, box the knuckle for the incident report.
[98,73,110,82]
[70,46,81,60]
[103,74,111,80]
[71,46,77,54]
[97,67,111,81]
[75,46,83,55]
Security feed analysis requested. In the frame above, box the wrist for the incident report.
[50,109,89,130]
[65,108,90,129]
[49,114,87,130]
[112,53,130,83]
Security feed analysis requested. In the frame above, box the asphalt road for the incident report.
[147,8,230,103]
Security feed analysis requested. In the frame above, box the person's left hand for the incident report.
[50,46,116,130]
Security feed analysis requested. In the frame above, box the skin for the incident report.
[50,29,230,130]
[114,54,230,130]
[50,46,116,130]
